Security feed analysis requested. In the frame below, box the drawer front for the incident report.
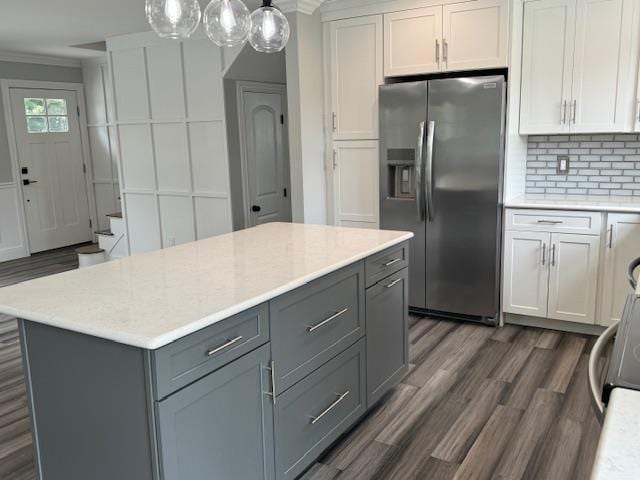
[271,262,364,393]
[365,242,409,287]
[505,209,602,235]
[153,303,269,399]
[274,339,366,480]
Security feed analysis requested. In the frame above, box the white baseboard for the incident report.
[504,312,605,336]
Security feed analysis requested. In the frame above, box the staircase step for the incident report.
[76,245,105,255]
[95,230,114,237]
[106,212,122,219]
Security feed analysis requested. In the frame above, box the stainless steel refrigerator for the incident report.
[379,75,505,324]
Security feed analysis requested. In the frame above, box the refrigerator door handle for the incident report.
[425,120,435,221]
[415,121,426,221]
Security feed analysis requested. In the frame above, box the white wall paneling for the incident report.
[0,184,28,261]
[107,32,233,255]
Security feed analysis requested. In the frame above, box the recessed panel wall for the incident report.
[107,32,233,255]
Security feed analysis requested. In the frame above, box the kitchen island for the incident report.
[0,223,412,480]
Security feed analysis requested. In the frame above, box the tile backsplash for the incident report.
[526,134,640,196]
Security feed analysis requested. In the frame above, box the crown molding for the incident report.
[0,50,81,68]
[278,0,326,14]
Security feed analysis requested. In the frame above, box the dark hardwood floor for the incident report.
[0,247,608,480]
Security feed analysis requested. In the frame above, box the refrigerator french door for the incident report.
[380,76,506,323]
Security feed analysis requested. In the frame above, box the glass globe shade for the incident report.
[203,0,252,47]
[145,0,201,39]
[248,1,290,53]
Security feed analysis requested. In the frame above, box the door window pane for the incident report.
[24,98,46,115]
[27,116,48,133]
[46,98,67,115]
[48,116,69,133]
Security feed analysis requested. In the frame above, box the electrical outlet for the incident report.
[557,155,570,175]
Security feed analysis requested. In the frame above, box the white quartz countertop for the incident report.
[506,194,640,213]
[0,223,412,349]
[591,388,640,479]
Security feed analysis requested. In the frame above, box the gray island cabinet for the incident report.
[2,224,411,480]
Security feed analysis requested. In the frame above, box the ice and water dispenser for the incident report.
[386,148,416,199]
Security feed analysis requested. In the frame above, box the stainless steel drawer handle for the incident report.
[385,278,402,289]
[307,308,349,333]
[589,322,618,424]
[536,220,563,225]
[383,258,401,267]
[310,390,350,425]
[206,335,243,357]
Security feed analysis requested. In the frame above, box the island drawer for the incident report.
[274,338,366,480]
[270,262,365,393]
[365,242,409,287]
[152,303,269,399]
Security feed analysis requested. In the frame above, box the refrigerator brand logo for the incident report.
[483,83,497,89]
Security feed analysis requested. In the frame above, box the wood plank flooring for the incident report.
[305,316,610,480]
[0,247,609,480]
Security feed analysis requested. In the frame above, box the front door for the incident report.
[9,88,91,253]
[239,84,291,227]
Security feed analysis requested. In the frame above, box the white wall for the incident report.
[285,11,328,225]
[107,32,233,255]
[82,56,122,232]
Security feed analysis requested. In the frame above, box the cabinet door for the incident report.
[156,344,275,480]
[329,15,383,140]
[384,7,443,77]
[600,214,640,326]
[570,0,637,132]
[547,233,600,324]
[366,268,408,407]
[503,231,550,317]
[442,0,508,71]
[520,0,576,134]
[333,141,379,227]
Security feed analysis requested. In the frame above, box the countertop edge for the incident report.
[5,232,413,349]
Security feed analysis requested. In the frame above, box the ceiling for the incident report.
[0,0,262,61]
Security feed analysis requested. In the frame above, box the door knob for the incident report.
[23,179,38,185]
[252,205,261,212]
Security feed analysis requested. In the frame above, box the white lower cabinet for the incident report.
[503,223,600,324]
[547,233,600,324]
[600,214,640,326]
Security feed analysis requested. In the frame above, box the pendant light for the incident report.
[145,0,201,39]
[203,0,252,47]
[248,0,290,53]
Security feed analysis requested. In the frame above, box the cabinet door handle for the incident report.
[310,391,350,425]
[608,225,614,249]
[263,361,276,405]
[541,243,546,266]
[206,335,243,357]
[435,39,440,64]
[537,220,563,225]
[332,112,337,131]
[443,39,448,63]
[572,100,577,124]
[551,244,557,267]
[307,308,348,333]
[383,258,401,267]
[385,278,402,289]
[561,100,567,124]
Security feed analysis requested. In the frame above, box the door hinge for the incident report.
[82,163,87,174]
[89,219,92,228]
[280,114,284,125]
[283,187,287,198]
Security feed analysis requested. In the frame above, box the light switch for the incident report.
[557,155,570,175]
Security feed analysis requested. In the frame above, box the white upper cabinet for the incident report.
[600,213,640,326]
[571,0,636,132]
[329,15,383,140]
[547,233,600,324]
[442,0,508,71]
[520,0,639,134]
[520,0,576,134]
[384,7,443,77]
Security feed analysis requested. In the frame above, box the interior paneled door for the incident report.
[442,0,508,71]
[329,15,383,140]
[9,88,91,253]
[547,233,600,324]
[570,0,635,132]
[239,83,291,227]
[383,7,443,77]
[600,214,640,326]
[503,231,550,318]
[520,0,576,134]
